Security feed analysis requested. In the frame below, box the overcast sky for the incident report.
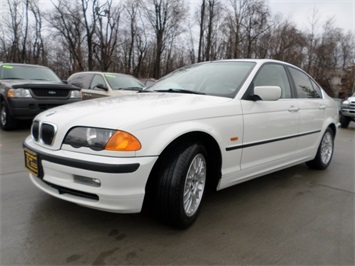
[37,0,354,34]
[269,0,354,34]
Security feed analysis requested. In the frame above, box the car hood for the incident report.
[2,80,63,85]
[109,90,138,96]
[36,93,235,131]
[1,80,78,90]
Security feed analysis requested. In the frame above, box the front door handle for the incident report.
[288,105,299,112]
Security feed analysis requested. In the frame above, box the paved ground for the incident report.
[1,123,354,265]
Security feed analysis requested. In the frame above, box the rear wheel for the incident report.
[306,128,334,170]
[0,100,17,130]
[156,142,207,229]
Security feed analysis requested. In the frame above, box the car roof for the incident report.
[0,63,49,68]
[214,58,293,65]
[70,71,134,77]
[205,59,308,76]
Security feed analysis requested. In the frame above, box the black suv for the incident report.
[0,63,81,130]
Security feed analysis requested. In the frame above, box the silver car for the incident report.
[67,72,144,100]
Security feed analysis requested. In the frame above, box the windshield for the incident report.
[104,74,144,90]
[1,65,61,82]
[146,61,256,98]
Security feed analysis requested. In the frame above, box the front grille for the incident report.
[32,121,57,146]
[41,123,56,145]
[31,88,70,98]
[32,121,39,141]
[38,104,61,110]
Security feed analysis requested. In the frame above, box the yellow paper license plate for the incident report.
[24,148,39,177]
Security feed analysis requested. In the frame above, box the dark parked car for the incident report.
[0,63,81,130]
[67,72,144,100]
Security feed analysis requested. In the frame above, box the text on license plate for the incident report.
[24,148,39,177]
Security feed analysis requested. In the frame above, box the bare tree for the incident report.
[81,0,99,70]
[29,0,46,64]
[4,0,23,62]
[197,0,206,62]
[123,0,140,73]
[133,26,149,77]
[204,0,220,61]
[268,20,306,65]
[339,31,354,69]
[94,0,122,71]
[48,0,86,72]
[139,0,186,78]
[223,0,270,58]
[242,0,270,58]
[304,8,320,73]
[21,0,29,62]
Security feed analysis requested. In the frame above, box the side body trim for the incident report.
[226,130,321,151]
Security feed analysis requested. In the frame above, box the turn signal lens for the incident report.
[7,88,32,98]
[105,131,141,151]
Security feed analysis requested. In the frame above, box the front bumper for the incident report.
[8,98,81,119]
[23,137,158,213]
[341,109,355,119]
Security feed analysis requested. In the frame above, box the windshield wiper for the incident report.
[116,87,143,91]
[153,88,205,95]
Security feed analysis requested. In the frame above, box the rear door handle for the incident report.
[319,105,326,110]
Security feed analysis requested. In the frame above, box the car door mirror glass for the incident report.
[254,86,282,101]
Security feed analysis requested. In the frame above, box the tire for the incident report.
[156,142,207,229]
[339,115,350,128]
[306,128,334,170]
[0,100,17,130]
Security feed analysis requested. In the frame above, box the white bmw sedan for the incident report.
[23,59,338,228]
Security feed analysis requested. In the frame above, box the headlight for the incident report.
[63,127,141,151]
[70,90,81,99]
[341,100,349,108]
[7,88,32,98]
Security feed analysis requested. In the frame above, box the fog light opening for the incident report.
[74,175,101,187]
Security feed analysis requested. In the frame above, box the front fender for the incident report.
[134,115,244,158]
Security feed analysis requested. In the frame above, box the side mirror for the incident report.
[71,82,83,88]
[95,84,108,91]
[254,86,282,101]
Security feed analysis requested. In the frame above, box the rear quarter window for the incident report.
[289,67,321,98]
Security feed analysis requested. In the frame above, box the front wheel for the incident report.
[306,128,334,170]
[339,115,350,128]
[0,100,17,130]
[157,142,207,229]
